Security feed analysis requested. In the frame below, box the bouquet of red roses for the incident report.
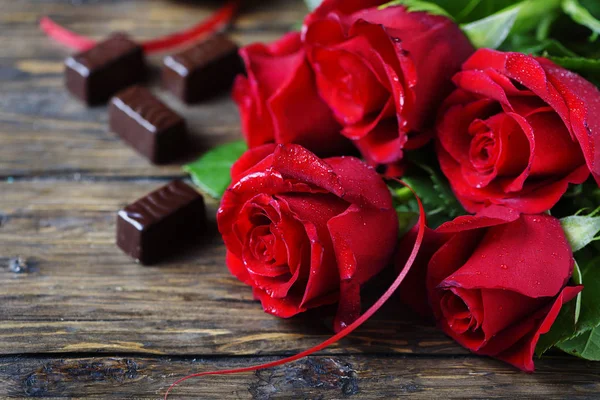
[180,0,600,387]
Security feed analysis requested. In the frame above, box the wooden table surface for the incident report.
[1,0,599,398]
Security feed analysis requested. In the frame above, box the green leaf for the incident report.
[536,296,579,356]
[461,3,523,48]
[538,256,600,358]
[396,209,420,237]
[558,327,600,360]
[560,214,600,252]
[304,0,322,11]
[511,0,562,34]
[555,256,600,360]
[574,257,600,333]
[460,0,563,49]
[563,0,600,36]
[500,34,577,56]
[549,56,600,86]
[395,162,464,229]
[535,261,583,356]
[573,261,583,324]
[378,0,453,18]
[183,141,247,199]
[427,0,519,23]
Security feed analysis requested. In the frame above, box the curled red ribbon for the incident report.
[40,0,240,54]
[164,179,426,399]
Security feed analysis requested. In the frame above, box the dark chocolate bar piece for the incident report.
[116,180,206,265]
[162,34,243,103]
[65,33,146,105]
[109,86,187,164]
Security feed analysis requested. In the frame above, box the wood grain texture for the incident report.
[2,355,600,399]
[0,0,305,179]
[0,181,462,357]
[0,0,595,398]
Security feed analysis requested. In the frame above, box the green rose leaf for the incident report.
[461,3,523,49]
[183,140,247,199]
[557,257,600,361]
[547,55,600,85]
[538,256,600,359]
[378,0,453,18]
[562,0,600,36]
[558,327,600,360]
[560,214,600,252]
[558,323,600,360]
[536,261,582,356]
[461,0,563,49]
[536,296,579,356]
[572,257,600,333]
[304,0,323,11]
[500,35,577,56]
[394,161,464,230]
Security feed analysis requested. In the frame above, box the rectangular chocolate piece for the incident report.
[117,180,206,265]
[65,33,146,105]
[109,86,187,164]
[162,33,243,103]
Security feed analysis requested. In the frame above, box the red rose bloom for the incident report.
[437,49,600,214]
[217,143,398,330]
[400,206,582,371]
[233,32,349,156]
[303,0,474,166]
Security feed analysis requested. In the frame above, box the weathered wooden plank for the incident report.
[1,354,599,399]
[0,93,239,179]
[0,181,463,356]
[0,0,307,179]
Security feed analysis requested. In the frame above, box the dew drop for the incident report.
[500,264,508,270]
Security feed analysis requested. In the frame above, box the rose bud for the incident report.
[303,0,474,167]
[217,143,398,331]
[437,49,600,214]
[232,32,350,157]
[398,206,582,371]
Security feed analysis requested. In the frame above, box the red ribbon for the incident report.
[40,0,240,54]
[164,179,426,399]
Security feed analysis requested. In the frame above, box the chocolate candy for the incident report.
[116,180,206,265]
[109,86,187,164]
[162,34,243,103]
[65,33,146,105]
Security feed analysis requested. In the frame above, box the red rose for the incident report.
[233,32,349,156]
[303,0,474,166]
[400,206,581,371]
[217,143,398,330]
[437,49,600,214]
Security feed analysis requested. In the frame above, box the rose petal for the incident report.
[279,192,350,306]
[230,144,277,183]
[326,155,394,208]
[480,289,546,341]
[489,286,582,372]
[272,144,347,198]
[397,226,448,318]
[225,251,252,285]
[442,214,573,298]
